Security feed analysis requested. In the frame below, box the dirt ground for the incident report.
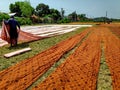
[0,24,120,90]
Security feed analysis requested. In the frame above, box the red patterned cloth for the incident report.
[1,21,11,43]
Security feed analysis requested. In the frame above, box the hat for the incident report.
[8,13,16,16]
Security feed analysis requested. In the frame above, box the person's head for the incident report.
[10,16,14,19]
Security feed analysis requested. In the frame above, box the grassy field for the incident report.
[0,27,87,71]
[97,43,112,90]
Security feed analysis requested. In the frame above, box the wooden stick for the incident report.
[4,47,31,58]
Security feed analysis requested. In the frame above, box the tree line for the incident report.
[0,1,89,25]
[0,1,119,25]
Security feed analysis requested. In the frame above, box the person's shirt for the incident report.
[6,18,20,30]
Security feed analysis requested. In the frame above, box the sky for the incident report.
[0,0,120,19]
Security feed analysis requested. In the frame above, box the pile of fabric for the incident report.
[1,21,11,43]
[0,21,42,47]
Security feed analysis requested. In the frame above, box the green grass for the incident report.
[97,43,112,90]
[0,27,87,71]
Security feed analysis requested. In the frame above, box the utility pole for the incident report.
[106,11,107,18]
[105,11,111,24]
[61,8,65,19]
[104,11,107,23]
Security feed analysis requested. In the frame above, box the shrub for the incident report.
[58,18,71,23]
[30,15,42,23]
[15,17,32,25]
[0,12,10,25]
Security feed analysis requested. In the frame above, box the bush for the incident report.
[58,18,71,23]
[0,12,10,25]
[15,17,32,25]
[30,17,42,23]
[42,16,54,24]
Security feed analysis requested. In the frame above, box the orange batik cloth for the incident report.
[1,21,10,43]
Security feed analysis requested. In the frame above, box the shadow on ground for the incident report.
[7,42,29,50]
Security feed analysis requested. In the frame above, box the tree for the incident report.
[49,8,61,23]
[68,11,77,22]
[20,1,34,17]
[77,14,87,21]
[9,2,21,17]
[35,3,50,17]
[0,12,9,24]
[9,1,34,17]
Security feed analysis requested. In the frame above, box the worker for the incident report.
[5,15,20,47]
